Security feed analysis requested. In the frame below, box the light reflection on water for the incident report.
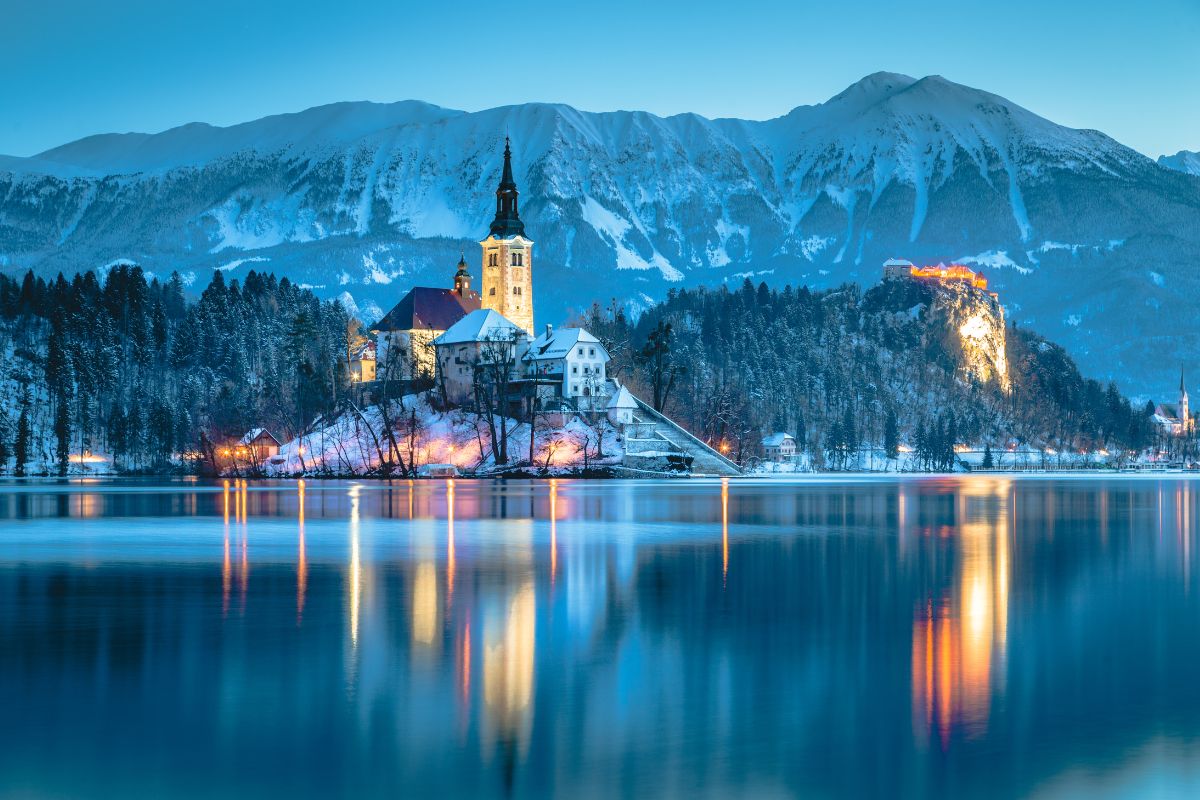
[2,477,1200,797]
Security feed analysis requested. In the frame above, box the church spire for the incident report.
[1181,366,1188,395]
[489,136,525,238]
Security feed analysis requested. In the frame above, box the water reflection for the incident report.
[2,477,1200,798]
[911,479,1011,745]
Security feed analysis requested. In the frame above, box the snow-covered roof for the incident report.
[433,309,526,346]
[240,428,280,446]
[883,258,914,267]
[607,385,638,409]
[524,326,608,361]
[761,432,795,447]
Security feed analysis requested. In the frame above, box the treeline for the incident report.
[583,278,1158,467]
[0,267,354,474]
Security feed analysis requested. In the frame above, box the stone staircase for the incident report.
[618,395,741,477]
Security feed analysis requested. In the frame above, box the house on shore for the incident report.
[761,432,797,462]
[237,429,281,460]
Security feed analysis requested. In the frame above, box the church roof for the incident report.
[375,286,480,332]
[489,137,526,238]
[433,309,527,346]
[606,384,638,410]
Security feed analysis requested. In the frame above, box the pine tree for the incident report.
[982,443,994,469]
[14,393,31,477]
[884,407,899,460]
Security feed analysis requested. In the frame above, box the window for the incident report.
[489,252,498,267]
[572,384,579,395]
[511,251,523,267]
[489,287,496,296]
[571,366,578,375]
[583,366,590,374]
[577,348,584,356]
[589,348,595,357]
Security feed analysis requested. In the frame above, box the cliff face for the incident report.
[925,281,1011,393]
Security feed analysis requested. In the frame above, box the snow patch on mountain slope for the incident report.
[582,196,682,281]
[217,256,269,272]
[205,195,319,252]
[958,250,1033,275]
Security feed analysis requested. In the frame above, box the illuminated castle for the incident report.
[883,258,998,300]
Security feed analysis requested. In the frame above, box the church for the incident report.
[1153,369,1195,438]
[373,137,535,380]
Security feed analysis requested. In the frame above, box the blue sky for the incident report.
[3,0,1197,158]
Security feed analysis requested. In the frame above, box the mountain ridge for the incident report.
[1,73,1198,396]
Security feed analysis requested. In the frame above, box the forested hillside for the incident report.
[0,266,1162,475]
[584,278,1158,468]
[0,266,353,474]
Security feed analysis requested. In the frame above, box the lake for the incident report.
[2,476,1200,798]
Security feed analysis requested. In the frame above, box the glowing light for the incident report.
[721,478,729,584]
[69,452,107,464]
[349,484,361,648]
[447,479,456,604]
[297,480,307,624]
[898,444,914,453]
[550,479,558,585]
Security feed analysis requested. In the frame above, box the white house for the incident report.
[432,309,530,405]
[606,384,639,426]
[761,432,797,462]
[523,324,611,405]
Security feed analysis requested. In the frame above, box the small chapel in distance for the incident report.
[372,137,534,380]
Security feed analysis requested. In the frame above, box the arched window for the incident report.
[511,251,523,267]
[489,287,496,296]
[488,252,498,267]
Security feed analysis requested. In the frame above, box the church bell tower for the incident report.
[479,137,534,336]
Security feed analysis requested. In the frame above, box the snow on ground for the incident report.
[254,394,623,477]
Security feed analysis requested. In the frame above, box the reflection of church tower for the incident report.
[480,138,534,336]
[1181,367,1192,434]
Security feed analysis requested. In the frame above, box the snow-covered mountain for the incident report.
[2,72,1199,396]
[1160,150,1200,176]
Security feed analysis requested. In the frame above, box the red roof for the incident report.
[376,287,481,332]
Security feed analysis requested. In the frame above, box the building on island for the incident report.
[480,137,535,337]
[432,308,530,406]
[523,324,611,408]
[1153,368,1195,437]
[883,258,998,300]
[761,432,797,462]
[374,254,481,381]
[606,384,639,427]
[349,340,376,382]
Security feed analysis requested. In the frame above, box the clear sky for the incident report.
[3,0,1197,158]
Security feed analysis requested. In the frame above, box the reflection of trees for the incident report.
[6,480,1200,798]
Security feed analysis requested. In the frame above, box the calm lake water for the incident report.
[3,476,1200,798]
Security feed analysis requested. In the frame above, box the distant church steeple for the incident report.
[453,252,472,296]
[489,136,526,238]
[1181,366,1191,433]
